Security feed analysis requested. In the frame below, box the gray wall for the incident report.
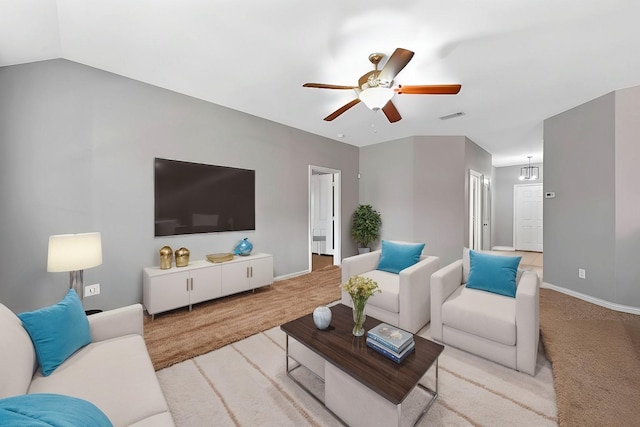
[358,137,415,242]
[464,137,494,250]
[359,136,491,266]
[0,59,360,313]
[544,91,622,304]
[614,85,640,306]
[492,163,544,248]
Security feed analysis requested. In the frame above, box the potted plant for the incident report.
[350,204,382,253]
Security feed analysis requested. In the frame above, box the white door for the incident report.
[311,173,334,255]
[481,177,492,251]
[469,171,483,250]
[514,183,543,252]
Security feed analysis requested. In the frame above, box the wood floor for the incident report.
[492,250,543,279]
[311,254,334,271]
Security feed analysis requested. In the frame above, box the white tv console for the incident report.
[143,252,273,320]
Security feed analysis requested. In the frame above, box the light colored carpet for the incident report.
[144,265,342,370]
[157,323,557,426]
[539,288,640,427]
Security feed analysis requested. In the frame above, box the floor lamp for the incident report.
[47,232,103,301]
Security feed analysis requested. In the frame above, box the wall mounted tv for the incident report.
[154,158,255,237]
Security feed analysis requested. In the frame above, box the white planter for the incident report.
[358,248,371,254]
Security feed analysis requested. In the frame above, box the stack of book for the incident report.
[366,323,415,363]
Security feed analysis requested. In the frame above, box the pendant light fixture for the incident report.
[519,156,539,181]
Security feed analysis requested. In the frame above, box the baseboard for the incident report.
[275,270,310,281]
[492,246,515,251]
[542,282,640,315]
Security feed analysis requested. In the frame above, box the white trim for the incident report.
[542,282,640,315]
[492,246,515,251]
[469,170,483,250]
[308,165,342,271]
[275,270,310,281]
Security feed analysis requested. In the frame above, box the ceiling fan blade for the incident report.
[324,98,361,121]
[382,100,401,123]
[378,48,415,83]
[395,84,462,95]
[303,83,358,90]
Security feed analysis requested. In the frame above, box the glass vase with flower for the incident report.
[342,275,380,336]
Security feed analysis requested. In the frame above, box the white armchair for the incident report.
[430,257,540,376]
[341,246,440,334]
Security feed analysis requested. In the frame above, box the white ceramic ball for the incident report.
[313,306,332,330]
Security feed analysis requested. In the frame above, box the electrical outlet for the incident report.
[578,269,586,279]
[84,283,100,297]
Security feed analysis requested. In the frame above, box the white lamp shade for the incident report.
[47,232,103,272]
[359,87,394,110]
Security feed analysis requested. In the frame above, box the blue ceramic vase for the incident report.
[234,238,253,256]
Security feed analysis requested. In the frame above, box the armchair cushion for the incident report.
[442,286,516,346]
[377,240,425,274]
[18,290,91,377]
[355,270,400,313]
[466,250,521,298]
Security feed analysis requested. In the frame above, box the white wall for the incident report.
[0,59,360,312]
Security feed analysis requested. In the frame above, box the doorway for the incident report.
[469,170,491,250]
[309,166,341,271]
[514,183,543,252]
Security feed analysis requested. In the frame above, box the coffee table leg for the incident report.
[284,334,330,410]
[412,357,439,426]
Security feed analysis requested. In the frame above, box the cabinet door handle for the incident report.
[186,278,189,292]
[250,266,253,277]
[190,277,194,291]
[246,267,249,278]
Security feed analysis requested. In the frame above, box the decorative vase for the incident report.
[313,306,332,330]
[234,238,253,256]
[175,247,190,267]
[352,304,366,337]
[159,246,173,269]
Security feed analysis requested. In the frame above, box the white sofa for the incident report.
[341,249,440,333]
[0,302,174,426]
[430,257,540,376]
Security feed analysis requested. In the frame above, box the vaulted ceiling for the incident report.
[3,0,640,166]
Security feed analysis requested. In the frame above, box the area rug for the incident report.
[539,288,640,427]
[157,324,557,426]
[144,265,342,370]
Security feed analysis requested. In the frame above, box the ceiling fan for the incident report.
[303,48,461,123]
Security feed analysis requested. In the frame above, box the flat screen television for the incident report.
[154,158,255,236]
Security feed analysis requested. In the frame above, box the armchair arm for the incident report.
[398,256,440,333]
[515,271,540,375]
[341,251,382,306]
[88,303,144,343]
[430,260,463,341]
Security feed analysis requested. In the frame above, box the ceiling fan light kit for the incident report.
[303,47,462,123]
[358,87,394,110]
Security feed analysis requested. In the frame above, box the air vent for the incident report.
[440,112,465,120]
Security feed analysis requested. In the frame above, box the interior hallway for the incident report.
[492,250,543,280]
[312,254,334,271]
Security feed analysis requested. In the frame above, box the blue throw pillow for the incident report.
[0,393,112,426]
[18,290,92,376]
[376,240,426,274]
[466,250,522,298]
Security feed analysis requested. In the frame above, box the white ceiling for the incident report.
[3,0,640,166]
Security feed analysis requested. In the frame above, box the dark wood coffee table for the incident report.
[280,304,444,427]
